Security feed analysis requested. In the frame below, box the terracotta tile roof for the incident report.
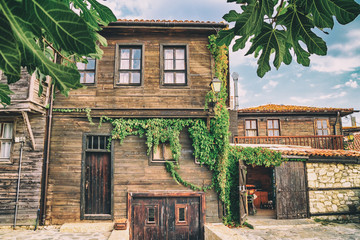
[116,19,220,24]
[238,104,353,114]
[231,144,360,158]
[109,19,227,29]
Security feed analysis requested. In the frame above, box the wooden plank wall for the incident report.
[0,113,46,225]
[46,116,220,224]
[52,31,214,111]
[237,116,340,136]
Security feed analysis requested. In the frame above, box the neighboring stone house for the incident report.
[233,104,359,221]
[0,70,50,226]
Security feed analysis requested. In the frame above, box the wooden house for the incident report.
[0,69,50,226]
[43,19,228,239]
[233,104,359,220]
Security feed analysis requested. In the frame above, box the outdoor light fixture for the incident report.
[210,77,222,93]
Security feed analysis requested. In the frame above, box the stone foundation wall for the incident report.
[306,162,360,220]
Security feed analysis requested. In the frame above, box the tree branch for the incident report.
[42,37,75,64]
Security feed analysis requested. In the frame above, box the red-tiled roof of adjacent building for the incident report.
[231,143,360,158]
[238,104,353,115]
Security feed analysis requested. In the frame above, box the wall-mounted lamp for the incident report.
[210,77,222,93]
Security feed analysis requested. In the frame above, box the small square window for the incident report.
[316,119,329,136]
[175,204,188,225]
[267,119,280,136]
[152,143,174,162]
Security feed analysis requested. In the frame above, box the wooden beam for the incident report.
[21,111,36,150]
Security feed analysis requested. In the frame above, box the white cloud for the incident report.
[290,91,347,104]
[329,29,360,55]
[310,56,360,74]
[309,83,315,88]
[345,79,358,88]
[332,84,343,89]
[296,73,302,78]
[262,80,279,92]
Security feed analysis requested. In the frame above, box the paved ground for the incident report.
[0,226,111,240]
[1,219,360,240]
[233,218,360,240]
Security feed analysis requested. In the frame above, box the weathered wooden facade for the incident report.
[44,20,227,238]
[0,69,49,226]
[235,104,353,149]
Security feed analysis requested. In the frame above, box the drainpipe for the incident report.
[14,141,24,229]
[232,72,239,110]
[333,111,340,135]
[39,82,54,225]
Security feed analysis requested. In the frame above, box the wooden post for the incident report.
[21,111,36,150]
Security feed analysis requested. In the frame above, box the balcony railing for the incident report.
[233,135,344,150]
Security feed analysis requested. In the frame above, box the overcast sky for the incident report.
[101,0,360,126]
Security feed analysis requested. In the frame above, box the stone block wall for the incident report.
[306,162,360,220]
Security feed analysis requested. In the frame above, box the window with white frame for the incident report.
[267,119,280,136]
[0,123,13,160]
[163,46,187,85]
[117,47,142,85]
[245,119,258,136]
[76,58,96,84]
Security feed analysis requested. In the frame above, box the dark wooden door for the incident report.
[132,197,201,240]
[85,152,111,215]
[239,161,247,225]
[275,161,308,219]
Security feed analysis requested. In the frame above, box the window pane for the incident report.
[87,59,95,70]
[148,208,155,222]
[121,49,130,59]
[76,62,85,70]
[251,120,256,129]
[85,73,95,84]
[267,120,273,129]
[322,120,327,128]
[1,142,11,158]
[268,130,274,136]
[164,143,172,160]
[317,130,323,135]
[323,129,328,135]
[317,121,322,129]
[93,136,98,149]
[132,49,141,60]
[274,120,279,129]
[175,60,185,70]
[120,60,129,69]
[153,145,163,160]
[164,49,173,59]
[80,73,85,83]
[88,136,93,149]
[132,60,141,70]
[175,49,184,59]
[3,123,12,138]
[245,121,250,129]
[274,130,280,136]
[164,73,174,84]
[175,73,185,84]
[119,73,129,84]
[246,130,257,137]
[179,208,185,221]
[165,60,173,70]
[131,72,140,84]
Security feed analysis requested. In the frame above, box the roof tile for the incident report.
[238,104,353,113]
